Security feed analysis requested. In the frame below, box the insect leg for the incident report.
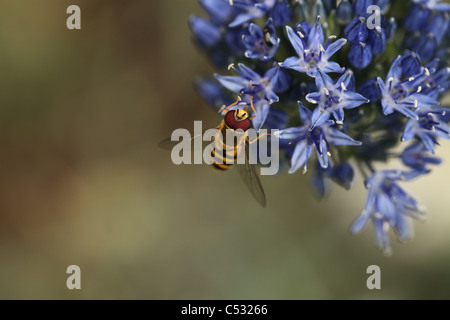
[218,95,242,114]
[247,132,272,144]
[249,96,258,120]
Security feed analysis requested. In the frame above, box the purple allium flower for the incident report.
[242,18,280,61]
[228,0,276,28]
[280,17,347,77]
[276,102,362,173]
[306,70,369,129]
[350,170,425,256]
[189,0,450,254]
[377,55,440,120]
[215,63,289,129]
[402,141,442,172]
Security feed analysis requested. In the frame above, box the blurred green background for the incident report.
[0,0,449,299]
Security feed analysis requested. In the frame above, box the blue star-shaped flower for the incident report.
[242,18,280,62]
[401,107,450,153]
[422,59,450,99]
[228,0,276,28]
[402,141,442,172]
[412,0,450,12]
[377,55,441,120]
[276,102,362,173]
[215,63,289,129]
[306,70,369,130]
[350,170,425,256]
[279,16,347,78]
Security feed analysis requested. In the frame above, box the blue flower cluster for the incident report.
[190,0,449,255]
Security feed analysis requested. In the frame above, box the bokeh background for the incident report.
[0,0,449,299]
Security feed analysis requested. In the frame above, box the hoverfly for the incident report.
[159,95,267,207]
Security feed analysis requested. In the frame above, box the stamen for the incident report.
[387,77,394,91]
[327,152,332,157]
[269,99,274,105]
[417,86,422,93]
[341,82,347,91]
[303,167,308,174]
[324,88,330,96]
[425,68,430,76]
[414,100,418,109]
[227,63,234,70]
[248,80,253,87]
[239,102,247,106]
[297,31,305,39]
[336,120,344,125]
[306,97,317,104]
[408,77,415,82]
[443,111,447,116]
[320,109,326,113]
[320,44,325,52]
[328,35,337,40]
[229,0,233,5]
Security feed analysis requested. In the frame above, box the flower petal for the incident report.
[285,25,304,56]
[214,74,248,93]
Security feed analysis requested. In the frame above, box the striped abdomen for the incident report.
[211,121,247,171]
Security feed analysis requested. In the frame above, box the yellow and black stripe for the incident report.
[211,121,247,171]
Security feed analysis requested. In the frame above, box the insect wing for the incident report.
[236,143,267,208]
[158,129,219,151]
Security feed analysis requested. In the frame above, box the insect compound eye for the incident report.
[225,110,251,131]
[225,110,237,128]
[234,118,252,131]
